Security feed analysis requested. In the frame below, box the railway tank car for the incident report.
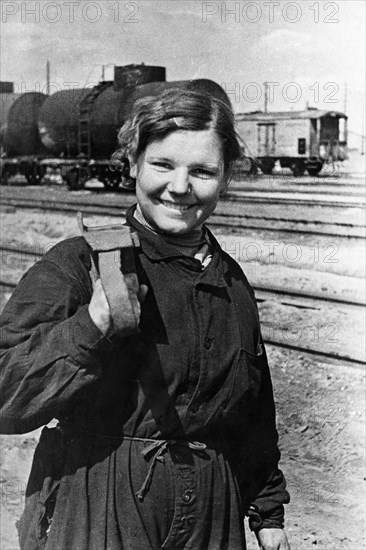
[38,66,230,189]
[235,109,348,176]
[1,64,231,189]
[1,83,47,184]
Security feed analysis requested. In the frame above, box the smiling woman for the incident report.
[132,129,227,235]
[0,88,290,550]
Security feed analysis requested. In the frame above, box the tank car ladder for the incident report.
[78,82,112,158]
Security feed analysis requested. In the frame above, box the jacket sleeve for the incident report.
[239,343,290,531]
[0,239,113,434]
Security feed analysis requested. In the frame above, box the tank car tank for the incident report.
[1,83,47,184]
[38,65,167,158]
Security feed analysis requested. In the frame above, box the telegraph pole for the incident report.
[264,82,268,113]
[361,101,365,155]
[46,60,50,95]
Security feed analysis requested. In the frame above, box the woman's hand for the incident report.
[256,528,290,550]
[88,279,148,337]
[88,279,113,336]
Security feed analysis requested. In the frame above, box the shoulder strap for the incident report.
[77,212,141,337]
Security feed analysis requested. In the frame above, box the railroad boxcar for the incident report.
[235,108,348,176]
[1,64,231,190]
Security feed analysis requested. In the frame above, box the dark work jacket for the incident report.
[0,206,289,549]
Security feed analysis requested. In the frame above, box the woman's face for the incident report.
[131,129,228,235]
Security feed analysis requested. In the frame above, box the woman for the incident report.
[0,89,290,550]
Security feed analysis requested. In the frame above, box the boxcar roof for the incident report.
[235,109,347,121]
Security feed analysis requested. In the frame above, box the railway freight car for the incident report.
[235,108,348,176]
[0,64,231,190]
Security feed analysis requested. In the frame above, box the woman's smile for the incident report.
[131,129,228,234]
[159,199,196,212]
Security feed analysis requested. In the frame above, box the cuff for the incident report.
[65,305,114,368]
[247,504,285,533]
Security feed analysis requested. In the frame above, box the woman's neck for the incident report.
[133,204,208,256]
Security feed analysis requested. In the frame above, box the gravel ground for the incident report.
[0,205,365,550]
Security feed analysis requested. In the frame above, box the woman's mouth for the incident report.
[159,200,194,212]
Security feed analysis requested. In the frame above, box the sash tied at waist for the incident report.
[58,424,208,503]
[123,436,207,502]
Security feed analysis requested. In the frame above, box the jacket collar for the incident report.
[126,205,229,287]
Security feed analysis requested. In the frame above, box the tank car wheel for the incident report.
[248,161,259,176]
[26,176,38,185]
[26,171,44,185]
[102,176,120,190]
[0,167,10,185]
[65,168,88,190]
[307,166,322,177]
[291,163,305,177]
[260,166,274,175]
[259,160,275,175]
[0,173,10,185]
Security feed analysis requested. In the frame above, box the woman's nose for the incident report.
[167,168,190,194]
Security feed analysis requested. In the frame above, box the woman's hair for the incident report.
[110,88,242,188]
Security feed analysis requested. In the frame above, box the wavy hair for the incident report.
[110,88,242,188]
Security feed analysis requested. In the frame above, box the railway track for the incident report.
[0,244,364,366]
[1,188,365,238]
[229,187,365,197]
[225,190,365,208]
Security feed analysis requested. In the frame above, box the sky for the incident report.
[1,0,365,147]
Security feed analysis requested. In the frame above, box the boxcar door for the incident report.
[257,123,276,156]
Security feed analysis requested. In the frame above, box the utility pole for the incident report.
[264,82,268,113]
[46,60,50,95]
[361,101,365,155]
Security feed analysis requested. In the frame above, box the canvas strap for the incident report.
[77,212,140,337]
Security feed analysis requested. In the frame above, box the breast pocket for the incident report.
[222,341,265,425]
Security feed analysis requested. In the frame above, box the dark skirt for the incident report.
[18,426,246,550]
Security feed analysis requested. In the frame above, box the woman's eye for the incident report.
[192,169,215,179]
[151,162,171,171]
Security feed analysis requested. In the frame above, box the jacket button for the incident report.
[182,490,194,503]
[204,338,212,350]
[190,403,199,413]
